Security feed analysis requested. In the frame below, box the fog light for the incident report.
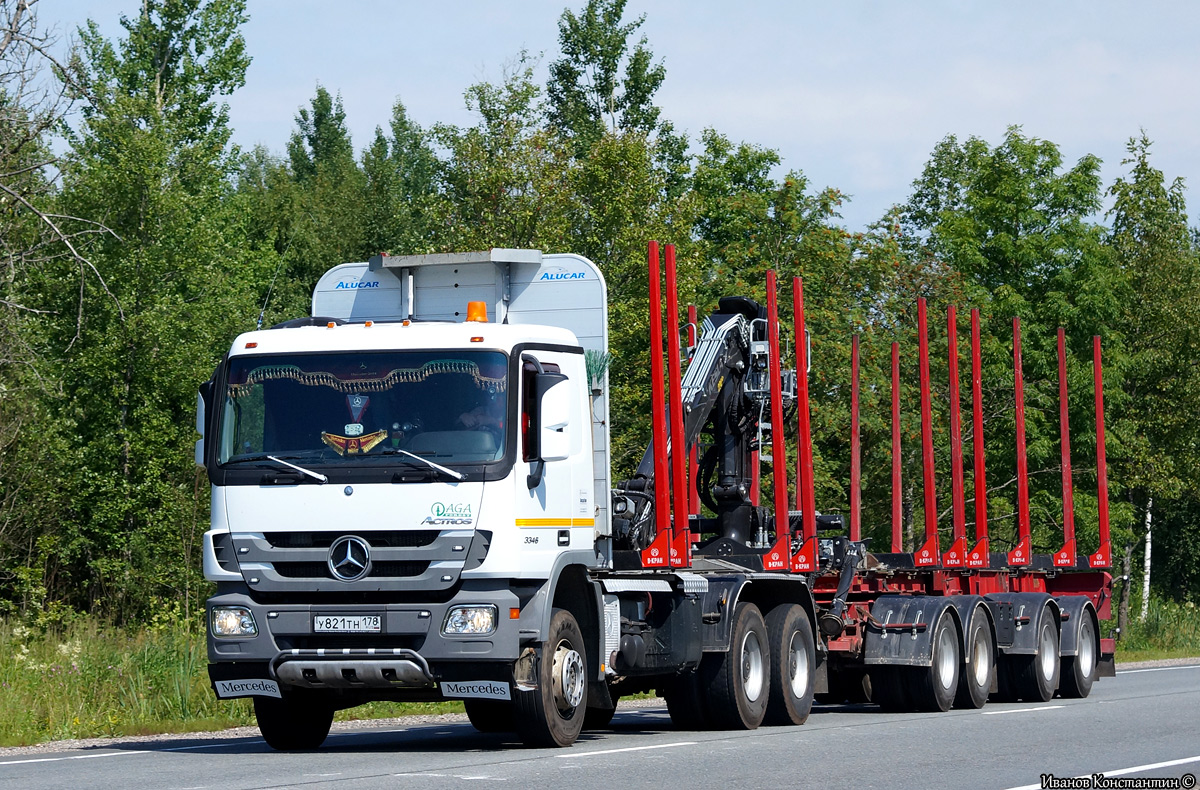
[442,605,497,636]
[211,606,258,637]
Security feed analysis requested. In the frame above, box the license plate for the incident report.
[313,614,382,633]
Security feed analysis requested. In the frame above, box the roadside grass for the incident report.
[1111,597,1200,664]
[0,617,461,747]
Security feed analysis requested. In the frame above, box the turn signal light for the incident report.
[466,301,488,322]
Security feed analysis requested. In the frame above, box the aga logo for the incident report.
[423,502,474,526]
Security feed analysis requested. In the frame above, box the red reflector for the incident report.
[245,342,258,349]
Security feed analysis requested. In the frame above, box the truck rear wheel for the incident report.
[1059,614,1096,699]
[704,602,769,730]
[465,699,514,733]
[910,611,960,712]
[513,608,587,747]
[1011,610,1060,702]
[763,604,815,726]
[955,612,994,709]
[253,692,334,751]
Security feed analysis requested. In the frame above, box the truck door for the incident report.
[515,353,587,572]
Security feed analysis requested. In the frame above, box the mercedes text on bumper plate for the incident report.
[314,614,382,633]
[441,681,511,701]
[214,679,281,699]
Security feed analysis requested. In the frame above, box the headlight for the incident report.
[211,606,258,637]
[442,605,497,636]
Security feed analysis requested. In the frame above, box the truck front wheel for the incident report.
[514,608,587,747]
[253,692,334,751]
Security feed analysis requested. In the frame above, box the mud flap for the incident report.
[863,595,956,668]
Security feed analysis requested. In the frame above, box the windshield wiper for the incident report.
[381,449,465,481]
[225,453,328,483]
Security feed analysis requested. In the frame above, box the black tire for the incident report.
[664,670,711,730]
[955,612,995,709]
[583,696,620,730]
[1059,614,1097,699]
[1011,610,1060,703]
[465,699,514,733]
[704,602,770,730]
[910,611,960,712]
[869,666,912,712]
[513,608,588,747]
[763,604,816,726]
[253,693,334,751]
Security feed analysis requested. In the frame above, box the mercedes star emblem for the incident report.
[328,535,371,582]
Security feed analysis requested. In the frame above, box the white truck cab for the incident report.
[199,250,612,747]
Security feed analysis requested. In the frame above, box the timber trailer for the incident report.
[197,243,1114,750]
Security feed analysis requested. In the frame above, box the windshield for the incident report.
[218,350,508,467]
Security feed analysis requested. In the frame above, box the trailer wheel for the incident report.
[1010,610,1060,703]
[763,604,815,726]
[513,608,587,747]
[704,601,770,729]
[910,611,960,712]
[253,692,334,751]
[954,613,994,709]
[465,699,514,733]
[869,666,912,712]
[664,670,711,730]
[1059,614,1097,699]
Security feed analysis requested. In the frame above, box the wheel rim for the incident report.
[552,639,586,715]
[788,630,810,698]
[1078,622,1095,677]
[936,622,957,690]
[741,629,765,703]
[1038,623,1057,681]
[972,630,991,687]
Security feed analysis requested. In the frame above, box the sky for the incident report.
[36,1,1200,232]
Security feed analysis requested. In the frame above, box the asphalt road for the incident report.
[3,664,1198,790]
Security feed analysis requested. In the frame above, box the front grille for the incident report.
[264,531,439,549]
[272,561,431,579]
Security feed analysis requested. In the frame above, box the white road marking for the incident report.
[982,705,1065,715]
[557,741,697,758]
[1120,664,1200,674]
[1004,754,1200,790]
[0,750,150,765]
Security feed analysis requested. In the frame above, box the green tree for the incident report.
[547,0,666,155]
[359,99,438,257]
[21,0,273,618]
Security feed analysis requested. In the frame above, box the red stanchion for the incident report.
[966,309,989,568]
[914,298,940,567]
[1054,328,1077,568]
[665,245,691,568]
[641,241,672,568]
[891,341,902,553]
[1089,336,1111,568]
[791,277,817,572]
[763,271,791,571]
[1008,317,1032,567]
[850,335,861,543]
[944,306,967,567]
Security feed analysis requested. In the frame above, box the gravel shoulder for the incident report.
[3,659,1195,758]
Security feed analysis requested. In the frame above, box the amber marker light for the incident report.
[509,608,520,620]
[466,301,488,322]
[326,322,336,329]
[365,320,374,327]
[471,336,484,343]
[245,342,258,349]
